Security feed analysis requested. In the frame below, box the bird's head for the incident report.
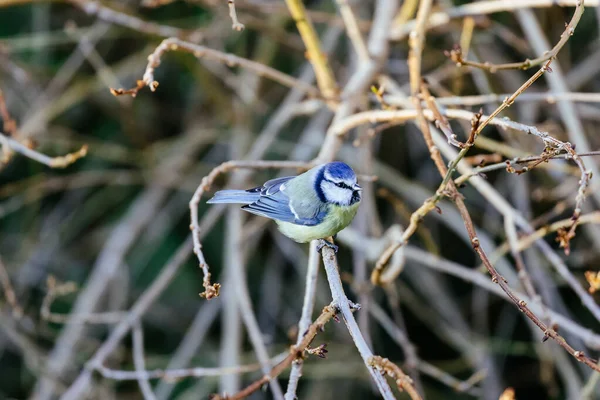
[316,162,362,206]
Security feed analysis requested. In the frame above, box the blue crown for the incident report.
[325,162,355,181]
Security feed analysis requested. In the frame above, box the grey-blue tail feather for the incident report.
[207,190,260,204]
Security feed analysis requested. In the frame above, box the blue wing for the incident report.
[241,176,325,226]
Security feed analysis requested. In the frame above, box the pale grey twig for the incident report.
[155,301,221,399]
[219,207,244,395]
[403,246,600,349]
[132,323,157,400]
[1,132,87,168]
[384,92,600,107]
[68,0,200,40]
[285,241,320,399]
[95,352,288,381]
[60,205,223,400]
[228,205,285,399]
[118,37,321,98]
[320,243,398,400]
[389,0,599,41]
[227,0,245,31]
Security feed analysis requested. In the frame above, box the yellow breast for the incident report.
[275,203,360,243]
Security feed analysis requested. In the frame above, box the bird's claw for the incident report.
[317,239,338,253]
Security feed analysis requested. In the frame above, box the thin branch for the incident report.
[0,89,17,136]
[111,38,321,99]
[1,132,88,168]
[68,0,202,41]
[368,356,423,400]
[0,254,22,318]
[189,160,310,299]
[455,197,600,372]
[41,276,125,324]
[283,0,339,100]
[96,352,288,381]
[384,92,600,107]
[63,205,223,400]
[388,0,597,41]
[334,0,370,62]
[445,0,584,72]
[320,239,403,400]
[284,241,320,399]
[213,304,338,400]
[227,0,245,31]
[490,211,600,260]
[132,323,157,400]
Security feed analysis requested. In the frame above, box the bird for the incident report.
[207,161,362,252]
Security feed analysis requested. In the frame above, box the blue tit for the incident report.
[207,162,362,249]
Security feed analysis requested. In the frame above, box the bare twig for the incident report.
[388,0,597,41]
[41,276,124,324]
[1,132,88,168]
[283,0,339,100]
[132,323,158,400]
[111,38,321,99]
[227,0,245,31]
[96,351,288,381]
[68,0,201,40]
[62,205,223,400]
[189,160,310,299]
[213,304,338,400]
[0,254,22,318]
[284,241,320,399]
[368,356,423,400]
[445,0,584,72]
[320,239,403,399]
[334,0,369,62]
[0,89,17,136]
[384,91,600,107]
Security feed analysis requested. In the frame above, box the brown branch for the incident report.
[111,38,321,99]
[456,200,600,372]
[0,254,22,318]
[368,356,423,400]
[0,89,16,136]
[211,304,338,400]
[444,0,584,72]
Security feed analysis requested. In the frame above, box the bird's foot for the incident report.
[317,238,338,254]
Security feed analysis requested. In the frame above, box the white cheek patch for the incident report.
[322,181,352,206]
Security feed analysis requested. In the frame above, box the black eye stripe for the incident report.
[332,181,352,189]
